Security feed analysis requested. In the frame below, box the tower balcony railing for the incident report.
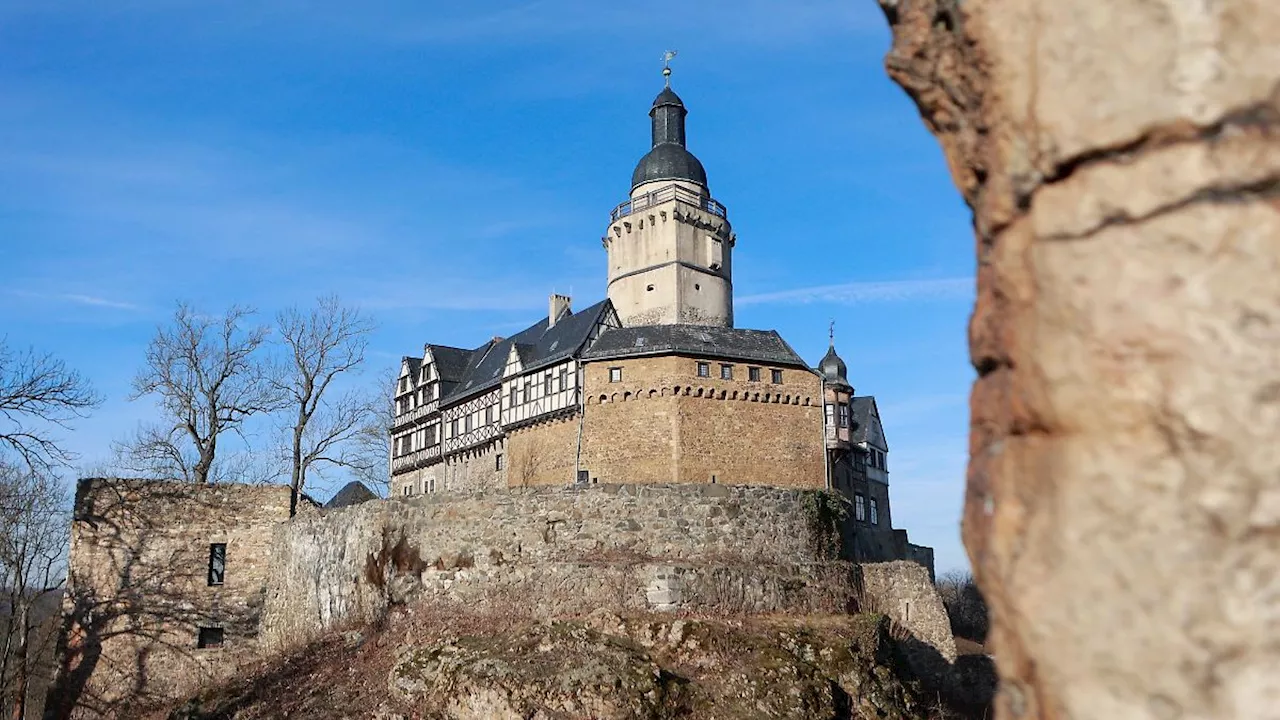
[610,184,727,223]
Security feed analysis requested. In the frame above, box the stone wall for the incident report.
[577,355,825,487]
[877,1,1280,717]
[49,479,294,717]
[506,415,581,487]
[258,485,947,652]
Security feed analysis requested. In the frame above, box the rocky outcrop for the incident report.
[876,1,1280,718]
[169,609,945,720]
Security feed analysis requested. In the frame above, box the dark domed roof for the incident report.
[632,143,708,189]
[652,86,684,108]
[630,82,709,191]
[819,343,852,391]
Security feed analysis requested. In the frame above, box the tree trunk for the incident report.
[876,1,1280,718]
[9,602,27,720]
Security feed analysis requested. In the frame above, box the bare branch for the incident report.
[0,341,101,472]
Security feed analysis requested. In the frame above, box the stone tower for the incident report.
[603,77,735,328]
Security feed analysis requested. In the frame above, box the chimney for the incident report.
[549,294,572,328]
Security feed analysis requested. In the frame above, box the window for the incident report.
[427,425,438,445]
[559,366,569,392]
[524,379,533,399]
[870,498,880,525]
[402,485,410,496]
[197,627,224,649]
[771,369,783,384]
[464,414,472,433]
[854,494,867,522]
[720,364,733,380]
[544,374,553,394]
[825,404,835,425]
[495,453,504,471]
[484,405,493,424]
[576,470,590,485]
[839,404,850,428]
[450,419,459,437]
[428,478,436,493]
[696,362,710,378]
[609,367,623,383]
[207,543,226,586]
[748,367,761,382]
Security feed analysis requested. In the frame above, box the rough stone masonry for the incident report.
[49,479,955,717]
[876,1,1280,718]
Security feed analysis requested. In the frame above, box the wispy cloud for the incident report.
[738,277,973,306]
[7,290,143,312]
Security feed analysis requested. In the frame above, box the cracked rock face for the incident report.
[876,1,1280,718]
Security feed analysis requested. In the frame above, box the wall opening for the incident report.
[197,627,225,649]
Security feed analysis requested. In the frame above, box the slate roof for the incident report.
[850,396,881,446]
[436,299,614,405]
[402,356,421,377]
[425,344,473,398]
[581,325,811,369]
[324,481,377,509]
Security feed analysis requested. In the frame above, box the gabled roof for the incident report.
[427,345,472,384]
[850,396,887,450]
[401,356,421,377]
[581,324,811,369]
[438,299,614,404]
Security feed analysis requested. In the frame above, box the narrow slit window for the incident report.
[207,543,226,586]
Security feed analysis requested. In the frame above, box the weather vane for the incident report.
[662,50,678,87]
[829,319,836,344]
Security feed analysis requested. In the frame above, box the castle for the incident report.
[388,76,905,555]
[46,74,940,718]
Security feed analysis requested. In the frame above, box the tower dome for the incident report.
[631,86,708,191]
[819,342,853,391]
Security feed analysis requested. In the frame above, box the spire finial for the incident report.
[829,319,835,346]
[662,50,678,87]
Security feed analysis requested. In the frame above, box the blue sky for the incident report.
[0,0,976,574]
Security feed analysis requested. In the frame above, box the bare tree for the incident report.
[273,296,376,515]
[0,462,67,720]
[0,342,100,472]
[347,365,397,498]
[124,304,279,485]
[937,570,989,643]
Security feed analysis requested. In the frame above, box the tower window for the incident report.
[870,498,880,525]
[748,367,761,382]
[207,543,226,586]
[854,494,867,522]
[609,367,623,383]
[839,404,850,428]
[496,453,504,471]
[197,627,224,649]
[696,362,710,378]
[720,364,733,380]
[771,369,783,384]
